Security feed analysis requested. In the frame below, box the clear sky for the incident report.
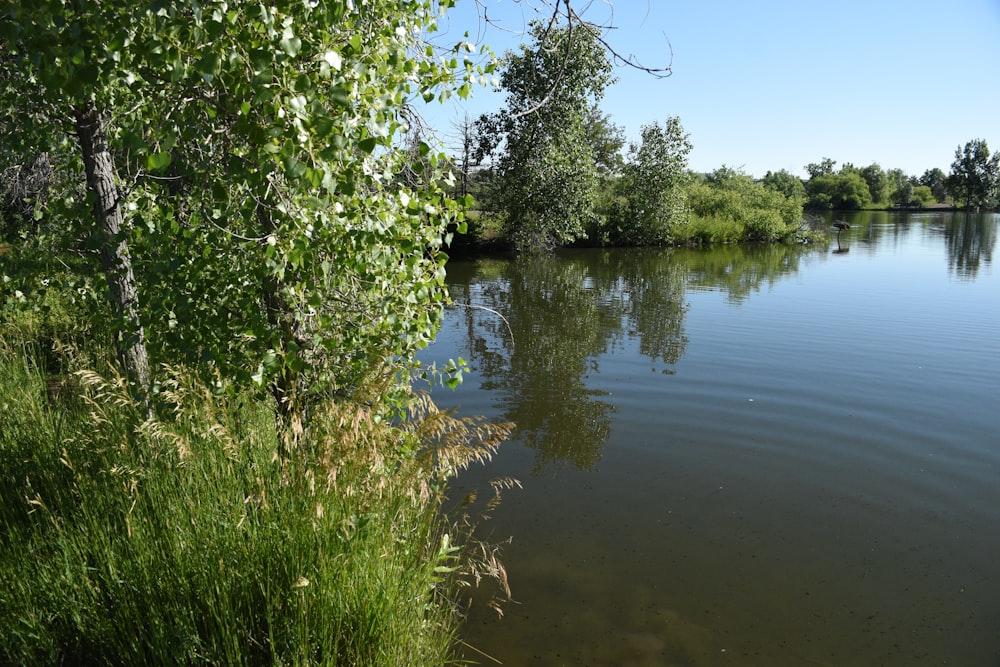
[422,0,1000,178]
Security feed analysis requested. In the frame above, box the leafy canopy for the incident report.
[606,118,692,245]
[1,0,493,414]
[947,139,1000,210]
[475,20,615,251]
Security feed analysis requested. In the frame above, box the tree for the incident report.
[888,168,914,207]
[912,185,934,207]
[919,167,947,203]
[582,104,625,178]
[452,114,477,199]
[946,139,1000,210]
[805,158,837,179]
[475,21,615,251]
[75,101,152,393]
[805,170,871,210]
[1,2,156,392]
[761,170,806,202]
[607,118,692,245]
[1,1,481,431]
[859,163,890,205]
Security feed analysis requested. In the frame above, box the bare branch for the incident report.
[469,0,672,120]
[448,302,515,345]
[473,0,673,78]
[559,0,673,78]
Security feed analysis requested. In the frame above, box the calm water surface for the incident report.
[422,212,1000,666]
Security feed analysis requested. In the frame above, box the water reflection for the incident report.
[433,214,1000,665]
[817,210,998,272]
[680,242,816,303]
[446,254,626,472]
[941,212,996,279]
[440,213,998,473]
[443,244,817,472]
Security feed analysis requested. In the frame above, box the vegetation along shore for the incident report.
[1,1,996,664]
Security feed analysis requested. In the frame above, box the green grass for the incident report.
[677,215,745,245]
[0,337,506,666]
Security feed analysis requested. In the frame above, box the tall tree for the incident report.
[75,102,151,393]
[888,168,914,207]
[476,20,615,251]
[1,3,153,393]
[859,163,890,205]
[582,104,625,178]
[452,114,477,199]
[608,117,692,245]
[947,139,1000,210]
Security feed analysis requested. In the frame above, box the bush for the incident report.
[912,185,935,207]
[686,171,802,243]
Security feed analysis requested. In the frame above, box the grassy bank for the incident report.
[0,301,510,664]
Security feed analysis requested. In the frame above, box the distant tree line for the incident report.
[763,139,999,213]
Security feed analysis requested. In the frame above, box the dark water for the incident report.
[422,211,1000,666]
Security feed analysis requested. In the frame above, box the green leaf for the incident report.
[358,137,376,154]
[279,28,301,57]
[147,151,172,170]
[294,73,312,93]
[196,53,220,82]
[313,116,335,137]
[330,85,350,107]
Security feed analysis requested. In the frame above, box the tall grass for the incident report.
[0,337,511,665]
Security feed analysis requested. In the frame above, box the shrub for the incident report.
[686,171,802,243]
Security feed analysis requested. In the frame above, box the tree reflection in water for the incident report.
[941,212,996,280]
[445,249,688,473]
[443,242,825,473]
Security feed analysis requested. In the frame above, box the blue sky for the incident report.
[422,0,1000,178]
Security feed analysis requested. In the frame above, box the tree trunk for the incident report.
[256,200,305,450]
[74,100,151,395]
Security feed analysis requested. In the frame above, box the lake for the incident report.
[420,211,1000,666]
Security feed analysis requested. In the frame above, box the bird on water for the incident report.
[832,219,851,253]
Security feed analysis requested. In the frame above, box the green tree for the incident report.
[1,1,481,428]
[761,169,806,202]
[912,185,934,206]
[583,104,625,177]
[918,167,947,203]
[805,158,837,179]
[946,139,1000,210]
[888,168,914,207]
[606,117,692,245]
[476,21,615,251]
[859,163,890,205]
[805,171,871,210]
